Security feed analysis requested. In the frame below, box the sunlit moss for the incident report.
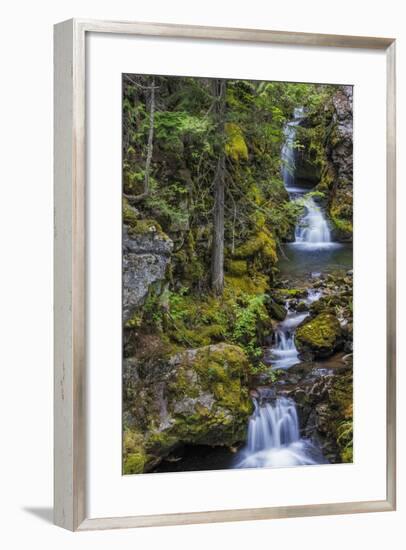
[225,123,249,162]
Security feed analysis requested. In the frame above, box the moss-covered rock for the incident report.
[273,288,307,301]
[295,313,342,358]
[123,343,254,473]
[225,273,269,295]
[267,299,287,321]
[225,259,248,276]
[296,301,309,312]
[123,428,148,474]
[234,226,277,264]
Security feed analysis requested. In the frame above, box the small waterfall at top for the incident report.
[281,107,304,194]
[234,397,320,469]
[282,108,336,250]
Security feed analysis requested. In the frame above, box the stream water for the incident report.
[234,397,324,468]
[234,107,346,470]
[265,288,321,370]
[154,107,351,474]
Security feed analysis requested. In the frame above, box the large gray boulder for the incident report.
[123,224,173,321]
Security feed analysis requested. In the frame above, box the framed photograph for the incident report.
[54,19,396,530]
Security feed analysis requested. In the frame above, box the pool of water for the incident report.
[277,243,353,278]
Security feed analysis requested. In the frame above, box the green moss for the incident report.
[125,312,143,329]
[145,432,178,456]
[123,198,170,239]
[234,226,277,265]
[341,445,353,463]
[225,123,249,162]
[336,420,353,463]
[329,372,353,463]
[225,273,269,295]
[329,181,353,241]
[273,288,305,299]
[192,344,250,381]
[225,259,248,276]
[123,452,147,474]
[123,429,147,474]
[268,300,287,321]
[164,345,254,447]
[295,313,342,358]
[306,190,326,201]
[128,219,165,237]
[123,197,139,225]
[331,214,353,237]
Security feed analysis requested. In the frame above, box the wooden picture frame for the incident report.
[54,18,396,531]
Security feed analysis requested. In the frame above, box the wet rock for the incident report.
[296,301,309,312]
[268,299,287,321]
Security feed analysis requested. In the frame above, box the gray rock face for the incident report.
[331,86,353,181]
[122,225,173,321]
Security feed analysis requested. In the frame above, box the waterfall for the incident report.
[281,107,304,193]
[233,107,338,472]
[266,287,321,370]
[268,311,308,369]
[294,196,333,248]
[281,107,339,250]
[234,397,318,469]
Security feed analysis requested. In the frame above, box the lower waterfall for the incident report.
[234,397,322,469]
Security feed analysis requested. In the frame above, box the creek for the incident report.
[154,107,351,474]
[234,107,347,470]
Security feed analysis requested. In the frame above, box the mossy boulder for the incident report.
[166,344,253,446]
[225,273,269,295]
[123,343,253,473]
[267,299,287,321]
[233,226,277,265]
[295,313,343,359]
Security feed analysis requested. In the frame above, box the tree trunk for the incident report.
[143,76,155,196]
[211,79,226,295]
[126,76,156,203]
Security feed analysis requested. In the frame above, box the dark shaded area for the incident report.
[152,444,235,473]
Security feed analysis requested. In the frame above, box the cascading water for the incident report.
[281,107,304,194]
[268,311,308,369]
[234,397,320,469]
[281,108,338,250]
[267,288,322,370]
[235,107,336,472]
[295,197,332,246]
